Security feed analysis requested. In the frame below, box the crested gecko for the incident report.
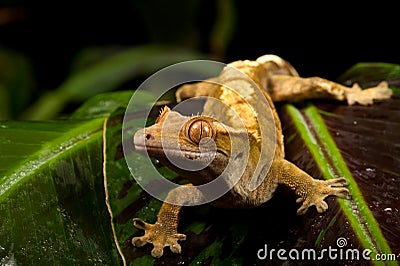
[132,54,392,258]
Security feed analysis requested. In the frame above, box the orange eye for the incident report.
[188,120,213,144]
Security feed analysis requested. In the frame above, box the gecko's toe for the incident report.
[151,246,164,258]
[174,233,187,241]
[315,200,329,213]
[296,196,313,215]
[169,242,182,254]
[167,233,186,254]
[297,205,308,215]
[333,187,350,198]
[296,197,305,203]
[132,235,149,247]
[297,195,328,215]
[133,218,153,230]
[324,178,350,198]
[325,177,347,186]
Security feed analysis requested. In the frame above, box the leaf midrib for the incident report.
[286,103,396,266]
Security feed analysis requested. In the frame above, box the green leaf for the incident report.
[0,47,35,119]
[0,91,134,265]
[71,91,133,119]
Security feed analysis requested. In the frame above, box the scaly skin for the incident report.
[132,54,392,257]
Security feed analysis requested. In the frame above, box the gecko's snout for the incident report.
[133,128,148,152]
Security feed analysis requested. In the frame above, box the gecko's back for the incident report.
[202,60,285,161]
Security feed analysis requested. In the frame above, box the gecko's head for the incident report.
[134,106,249,184]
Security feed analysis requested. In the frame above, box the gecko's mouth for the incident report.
[134,143,216,160]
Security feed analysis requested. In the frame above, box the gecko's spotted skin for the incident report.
[132,54,392,258]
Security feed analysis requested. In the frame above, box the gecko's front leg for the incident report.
[275,159,349,214]
[132,184,203,258]
[251,160,349,215]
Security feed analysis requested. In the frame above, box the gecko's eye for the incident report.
[188,120,213,144]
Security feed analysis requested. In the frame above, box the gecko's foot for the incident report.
[296,177,349,215]
[132,218,186,258]
[346,81,392,105]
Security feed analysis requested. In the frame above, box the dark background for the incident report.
[1,0,398,118]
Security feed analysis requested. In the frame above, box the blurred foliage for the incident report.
[0,0,236,121]
[20,45,206,120]
[0,48,34,120]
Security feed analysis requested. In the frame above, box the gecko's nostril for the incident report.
[145,134,152,140]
